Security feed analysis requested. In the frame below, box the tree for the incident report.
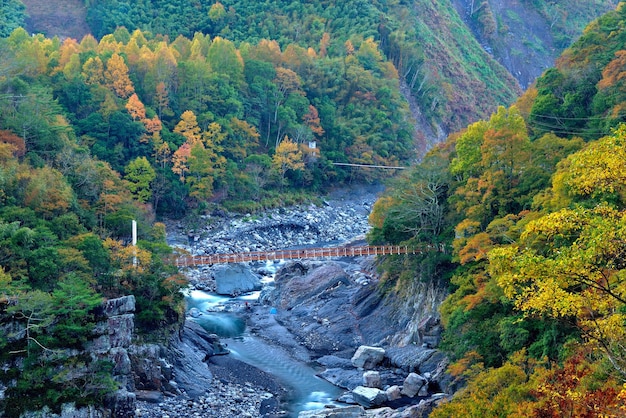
[173,110,202,144]
[207,37,244,82]
[552,124,626,207]
[171,142,191,181]
[23,166,74,219]
[104,53,134,98]
[82,56,105,85]
[490,204,626,378]
[226,117,260,161]
[125,93,146,121]
[0,129,26,158]
[155,81,172,119]
[387,153,451,240]
[450,120,488,179]
[183,122,227,201]
[272,136,304,188]
[125,157,156,203]
[244,154,271,201]
[208,2,226,22]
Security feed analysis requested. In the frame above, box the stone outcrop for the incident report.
[98,296,137,418]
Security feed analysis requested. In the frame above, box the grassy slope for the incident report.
[21,0,90,39]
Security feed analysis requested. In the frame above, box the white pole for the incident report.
[132,220,137,268]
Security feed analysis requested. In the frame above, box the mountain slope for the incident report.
[21,0,90,39]
[17,0,617,141]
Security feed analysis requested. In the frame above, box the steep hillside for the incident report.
[21,0,90,39]
[452,0,618,89]
[369,3,626,416]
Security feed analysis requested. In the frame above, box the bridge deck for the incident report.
[172,244,444,267]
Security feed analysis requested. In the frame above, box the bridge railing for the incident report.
[170,244,447,267]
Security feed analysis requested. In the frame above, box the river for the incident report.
[184,261,343,416]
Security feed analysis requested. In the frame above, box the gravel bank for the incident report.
[167,185,384,255]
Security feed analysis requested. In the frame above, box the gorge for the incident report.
[139,185,451,417]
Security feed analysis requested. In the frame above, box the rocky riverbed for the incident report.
[166,185,383,255]
[152,185,451,418]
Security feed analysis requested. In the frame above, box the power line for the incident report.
[530,113,614,121]
[527,120,611,136]
[331,162,407,169]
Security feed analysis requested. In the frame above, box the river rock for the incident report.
[213,263,262,296]
[351,346,385,369]
[352,386,387,408]
[401,373,427,398]
[363,370,381,388]
[385,385,401,402]
[298,405,366,417]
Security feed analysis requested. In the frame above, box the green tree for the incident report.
[124,156,156,203]
[0,1,26,37]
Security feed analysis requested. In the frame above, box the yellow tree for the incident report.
[174,110,202,145]
[272,136,304,188]
[552,124,626,206]
[55,38,80,76]
[490,205,626,378]
[104,53,134,98]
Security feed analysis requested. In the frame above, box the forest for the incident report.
[0,0,624,415]
[369,3,626,415]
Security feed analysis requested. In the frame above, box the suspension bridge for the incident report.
[171,244,447,267]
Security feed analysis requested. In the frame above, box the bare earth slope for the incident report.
[22,0,90,40]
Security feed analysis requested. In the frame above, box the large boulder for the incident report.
[351,386,387,408]
[401,372,427,398]
[351,346,385,369]
[363,370,381,388]
[214,263,262,296]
